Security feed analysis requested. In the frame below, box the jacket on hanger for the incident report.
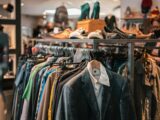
[56,67,136,120]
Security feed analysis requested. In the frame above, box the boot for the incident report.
[91,1,100,19]
[79,3,90,21]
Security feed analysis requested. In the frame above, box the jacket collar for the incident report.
[81,68,113,119]
[87,61,110,87]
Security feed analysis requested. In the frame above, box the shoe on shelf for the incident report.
[91,1,100,19]
[104,26,125,38]
[88,30,104,39]
[104,25,136,39]
[104,32,121,39]
[79,3,90,21]
[113,27,136,39]
[69,28,87,39]
[49,29,72,39]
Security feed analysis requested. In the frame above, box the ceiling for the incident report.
[21,0,121,17]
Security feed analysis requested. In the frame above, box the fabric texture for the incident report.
[20,62,46,120]
[134,56,160,120]
[87,61,110,113]
[56,67,136,120]
[37,68,59,120]
[52,62,87,120]
[48,72,60,120]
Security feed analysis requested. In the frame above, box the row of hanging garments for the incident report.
[120,51,160,120]
[11,42,160,120]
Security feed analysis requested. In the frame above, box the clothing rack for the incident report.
[30,38,160,94]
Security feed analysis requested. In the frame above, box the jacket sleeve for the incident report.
[55,85,79,120]
[120,80,137,120]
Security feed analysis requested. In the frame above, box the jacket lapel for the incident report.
[81,69,100,119]
[101,85,112,119]
[101,69,113,119]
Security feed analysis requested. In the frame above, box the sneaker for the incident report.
[69,28,87,39]
[88,30,104,39]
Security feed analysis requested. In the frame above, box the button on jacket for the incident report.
[56,67,136,120]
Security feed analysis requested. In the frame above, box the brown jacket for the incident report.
[134,56,160,120]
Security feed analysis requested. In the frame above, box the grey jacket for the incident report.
[56,68,136,120]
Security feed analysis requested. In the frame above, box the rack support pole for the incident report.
[93,39,99,50]
[128,42,134,94]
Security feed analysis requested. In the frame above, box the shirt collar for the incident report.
[87,61,110,87]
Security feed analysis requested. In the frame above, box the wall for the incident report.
[21,15,42,37]
[21,15,38,29]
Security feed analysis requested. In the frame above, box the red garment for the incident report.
[141,0,152,8]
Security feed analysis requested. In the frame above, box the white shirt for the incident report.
[87,61,110,113]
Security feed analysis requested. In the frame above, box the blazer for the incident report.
[52,61,87,119]
[56,68,136,120]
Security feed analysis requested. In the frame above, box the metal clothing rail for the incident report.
[30,38,160,94]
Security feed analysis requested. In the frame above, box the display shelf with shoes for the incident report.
[0,0,21,90]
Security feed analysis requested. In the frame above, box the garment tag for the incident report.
[92,68,100,77]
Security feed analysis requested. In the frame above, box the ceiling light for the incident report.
[43,15,46,19]
[113,0,119,2]
[21,3,24,7]
[43,10,56,15]
[43,8,81,16]
[68,8,81,16]
[43,11,47,15]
